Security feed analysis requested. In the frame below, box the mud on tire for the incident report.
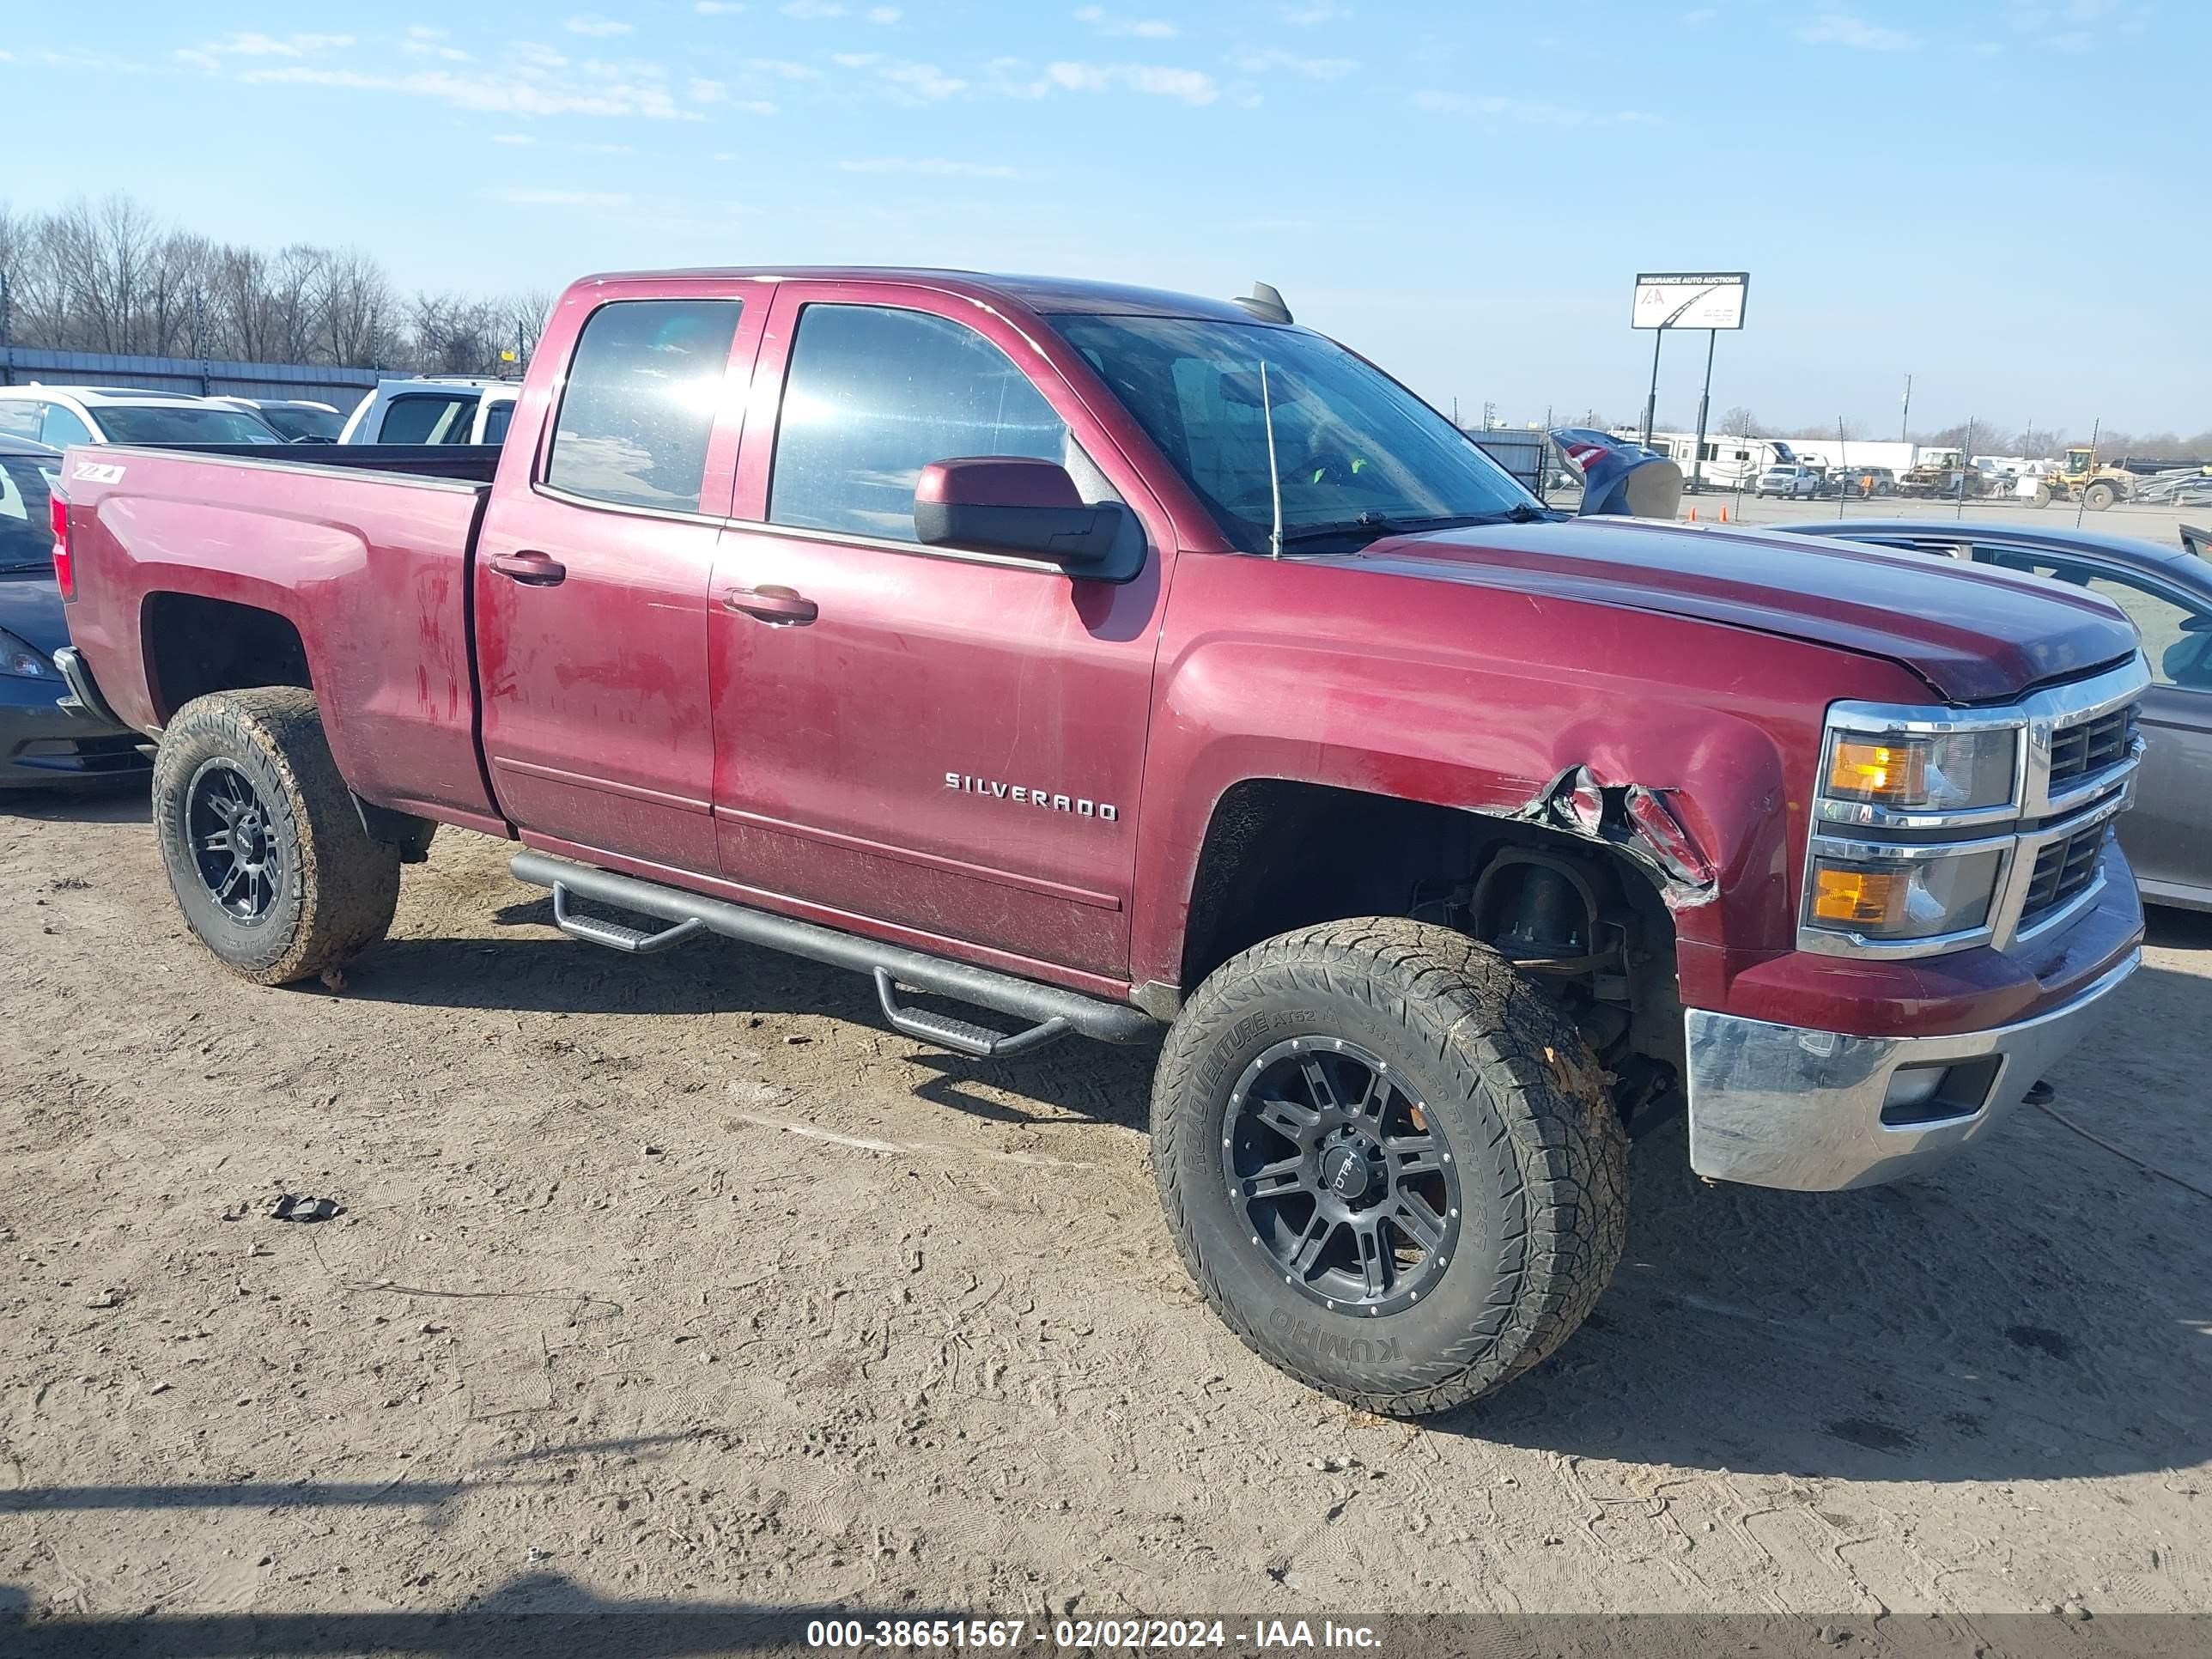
[152,688,401,986]
[1152,917,1628,1418]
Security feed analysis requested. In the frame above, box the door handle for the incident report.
[723,585,818,626]
[489,550,568,586]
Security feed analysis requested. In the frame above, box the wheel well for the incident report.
[141,594,312,725]
[1180,779,1685,1104]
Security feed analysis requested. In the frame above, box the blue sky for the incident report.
[3,2,2206,435]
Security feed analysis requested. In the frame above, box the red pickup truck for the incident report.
[52,267,2148,1417]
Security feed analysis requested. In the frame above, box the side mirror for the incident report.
[915,458,1140,578]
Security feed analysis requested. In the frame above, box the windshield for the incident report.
[1051,314,1537,552]
[257,404,343,441]
[95,406,285,445]
[0,455,59,570]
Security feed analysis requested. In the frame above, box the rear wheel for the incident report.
[2032,484,2054,507]
[153,688,401,986]
[1152,918,1627,1417]
[2083,481,2118,511]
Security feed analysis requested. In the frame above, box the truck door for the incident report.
[476,289,757,874]
[706,285,1172,984]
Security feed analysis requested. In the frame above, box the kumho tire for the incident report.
[1151,918,1627,1418]
[152,688,401,987]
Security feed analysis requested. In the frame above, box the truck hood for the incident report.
[1345,517,2138,702]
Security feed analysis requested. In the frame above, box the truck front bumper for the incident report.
[1684,946,2139,1190]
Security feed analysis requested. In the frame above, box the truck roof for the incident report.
[571,267,1262,323]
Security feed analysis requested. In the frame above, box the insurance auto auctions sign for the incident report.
[1632,271,1749,330]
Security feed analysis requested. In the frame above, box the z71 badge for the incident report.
[945,773,1119,821]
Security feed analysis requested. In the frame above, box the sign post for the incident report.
[1632,272,1749,489]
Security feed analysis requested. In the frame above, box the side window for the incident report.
[544,298,743,514]
[769,304,1073,543]
[0,401,38,441]
[479,399,514,446]
[40,404,96,448]
[380,394,477,445]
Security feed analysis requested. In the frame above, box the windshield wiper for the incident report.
[1273,506,1559,549]
[0,559,56,574]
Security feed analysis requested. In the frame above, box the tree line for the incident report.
[1722,407,2210,462]
[0,195,550,378]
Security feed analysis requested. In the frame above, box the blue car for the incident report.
[0,437,150,795]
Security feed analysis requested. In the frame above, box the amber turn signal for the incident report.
[1826,738,1926,804]
[1811,865,1906,927]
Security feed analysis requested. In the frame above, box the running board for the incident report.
[510,851,1158,1052]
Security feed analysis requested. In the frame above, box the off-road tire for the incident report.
[2083,481,2118,511]
[153,688,401,986]
[1152,918,1628,1418]
[2032,485,2053,507]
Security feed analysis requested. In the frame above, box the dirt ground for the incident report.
[3,793,2209,1654]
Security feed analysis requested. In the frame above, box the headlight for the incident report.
[1807,847,2004,942]
[1822,727,2018,814]
[0,629,54,680]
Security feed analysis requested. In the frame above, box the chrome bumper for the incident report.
[1685,947,2140,1190]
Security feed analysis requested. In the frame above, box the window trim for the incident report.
[531,294,748,521]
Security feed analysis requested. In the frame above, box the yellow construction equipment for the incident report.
[2033,447,2132,511]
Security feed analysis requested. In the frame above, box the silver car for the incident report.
[1755,464,1821,500]
[1787,519,2212,913]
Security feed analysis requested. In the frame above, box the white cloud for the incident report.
[1680,6,1718,24]
[992,58,1218,103]
[1795,13,1920,50]
[867,5,903,21]
[176,31,356,70]
[404,25,470,61]
[1411,88,1659,125]
[489,187,633,208]
[1073,4,1179,38]
[833,52,965,99]
[840,156,1018,177]
[239,59,699,119]
[1233,47,1355,77]
[563,15,635,35]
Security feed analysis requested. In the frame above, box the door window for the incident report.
[39,403,96,447]
[0,400,39,441]
[768,303,1072,543]
[1975,548,2212,688]
[543,299,743,514]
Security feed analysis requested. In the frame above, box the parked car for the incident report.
[0,436,150,793]
[1785,518,2212,913]
[54,265,2149,1417]
[1823,465,1896,498]
[0,386,287,447]
[338,377,517,446]
[208,397,346,443]
[1754,463,1821,499]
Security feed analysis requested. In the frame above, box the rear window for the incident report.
[259,405,343,442]
[0,455,58,568]
[95,406,285,445]
[544,299,743,514]
[378,393,478,445]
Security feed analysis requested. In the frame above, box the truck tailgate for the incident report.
[62,447,501,828]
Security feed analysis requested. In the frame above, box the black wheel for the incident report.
[1152,918,1628,1417]
[2083,481,2118,511]
[153,688,401,985]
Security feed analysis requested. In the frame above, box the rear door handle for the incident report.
[489,550,567,586]
[723,585,818,626]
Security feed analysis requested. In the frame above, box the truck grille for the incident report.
[2049,704,2136,787]
[2021,822,2108,926]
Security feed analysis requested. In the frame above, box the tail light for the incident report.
[50,490,73,600]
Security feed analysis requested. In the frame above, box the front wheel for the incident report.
[2083,481,2118,511]
[2032,485,2053,507]
[153,688,402,985]
[1152,919,1628,1417]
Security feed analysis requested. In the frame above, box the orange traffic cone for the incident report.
[1688,507,1698,522]
[1720,507,1729,523]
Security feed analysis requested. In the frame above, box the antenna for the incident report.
[1261,360,1285,559]
[1232,282,1293,325]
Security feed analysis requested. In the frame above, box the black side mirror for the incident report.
[915,459,1142,580]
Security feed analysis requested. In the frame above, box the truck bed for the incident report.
[60,443,507,830]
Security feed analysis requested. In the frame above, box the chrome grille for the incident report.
[2049,703,2137,787]
[2021,821,2108,925]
